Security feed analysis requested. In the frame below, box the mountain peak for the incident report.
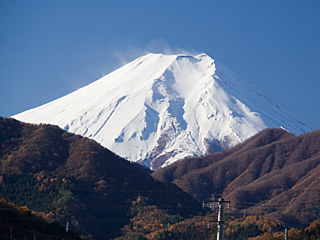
[13,53,318,170]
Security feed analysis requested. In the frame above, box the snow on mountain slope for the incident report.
[12,53,319,170]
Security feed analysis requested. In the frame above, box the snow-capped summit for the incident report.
[13,53,318,170]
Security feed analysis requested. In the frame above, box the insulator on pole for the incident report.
[66,221,69,232]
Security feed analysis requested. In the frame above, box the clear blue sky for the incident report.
[1,0,320,127]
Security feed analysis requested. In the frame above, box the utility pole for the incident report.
[285,228,288,240]
[216,198,229,240]
[204,197,230,240]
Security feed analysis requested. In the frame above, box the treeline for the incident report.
[249,220,320,240]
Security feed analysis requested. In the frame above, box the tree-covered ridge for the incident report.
[0,117,202,239]
[2,117,320,239]
[153,128,320,228]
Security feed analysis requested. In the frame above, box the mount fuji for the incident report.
[13,53,318,170]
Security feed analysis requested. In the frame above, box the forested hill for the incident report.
[152,128,320,228]
[0,117,202,239]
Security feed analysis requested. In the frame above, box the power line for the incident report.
[0,223,78,240]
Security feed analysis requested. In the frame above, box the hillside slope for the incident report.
[152,128,320,227]
[0,117,201,239]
